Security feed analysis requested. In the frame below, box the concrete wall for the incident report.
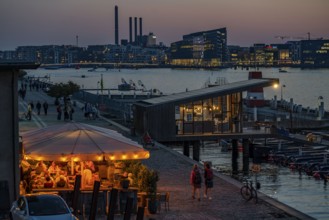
[0,70,20,211]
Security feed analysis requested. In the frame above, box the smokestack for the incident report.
[115,5,119,45]
[139,17,142,46]
[76,35,79,47]
[134,17,138,45]
[129,17,132,43]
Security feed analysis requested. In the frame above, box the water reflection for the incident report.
[172,144,329,220]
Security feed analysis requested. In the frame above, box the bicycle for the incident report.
[240,178,258,203]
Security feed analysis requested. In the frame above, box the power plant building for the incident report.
[170,28,228,67]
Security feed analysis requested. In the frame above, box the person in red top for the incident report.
[190,164,202,201]
[204,162,214,200]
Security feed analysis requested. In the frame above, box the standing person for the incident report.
[190,164,202,201]
[26,103,32,120]
[30,101,34,112]
[204,162,214,200]
[56,104,62,120]
[43,101,48,115]
[36,101,41,115]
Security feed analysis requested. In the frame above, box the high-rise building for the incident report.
[170,28,228,67]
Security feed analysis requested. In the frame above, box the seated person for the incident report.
[55,175,68,188]
[127,173,134,186]
[44,176,54,188]
[35,161,47,175]
[48,161,60,176]
[82,168,93,188]
[142,131,155,146]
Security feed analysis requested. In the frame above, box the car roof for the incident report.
[23,193,62,199]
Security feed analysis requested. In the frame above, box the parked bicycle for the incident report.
[240,178,258,203]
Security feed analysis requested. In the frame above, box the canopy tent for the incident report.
[21,122,150,162]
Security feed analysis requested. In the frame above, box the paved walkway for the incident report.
[18,88,315,220]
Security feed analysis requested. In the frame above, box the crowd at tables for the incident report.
[19,159,134,194]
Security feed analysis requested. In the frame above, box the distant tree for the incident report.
[47,81,80,98]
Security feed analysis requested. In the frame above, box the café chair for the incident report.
[157,192,169,212]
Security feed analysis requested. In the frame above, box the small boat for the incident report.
[279,68,288,73]
[81,75,86,78]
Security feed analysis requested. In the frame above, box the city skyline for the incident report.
[1,0,328,50]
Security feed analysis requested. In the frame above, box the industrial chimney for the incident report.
[139,17,143,46]
[115,5,119,45]
[134,17,138,45]
[129,17,132,44]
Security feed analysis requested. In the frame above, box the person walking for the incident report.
[56,104,62,120]
[26,103,32,121]
[43,101,48,115]
[204,162,214,200]
[36,101,41,115]
[190,164,202,201]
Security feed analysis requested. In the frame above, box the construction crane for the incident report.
[275,36,290,41]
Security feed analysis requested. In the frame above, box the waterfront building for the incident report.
[10,45,82,64]
[106,44,166,64]
[286,41,301,65]
[301,39,329,67]
[227,46,251,67]
[133,78,278,142]
[170,28,228,67]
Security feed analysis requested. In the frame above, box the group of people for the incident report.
[83,102,99,120]
[25,100,48,120]
[190,163,214,201]
[20,160,75,194]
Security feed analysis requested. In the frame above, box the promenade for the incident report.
[17,89,315,220]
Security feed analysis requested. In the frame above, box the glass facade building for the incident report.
[170,28,228,67]
[175,92,242,135]
[301,40,329,67]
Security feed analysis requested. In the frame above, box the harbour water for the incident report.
[26,67,329,219]
[27,67,329,111]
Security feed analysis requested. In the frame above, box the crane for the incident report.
[275,36,290,41]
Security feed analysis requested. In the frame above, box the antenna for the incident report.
[307,32,311,40]
[76,35,79,47]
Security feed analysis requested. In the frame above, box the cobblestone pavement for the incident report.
[17,88,314,220]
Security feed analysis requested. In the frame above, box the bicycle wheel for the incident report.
[240,186,252,201]
[251,188,258,203]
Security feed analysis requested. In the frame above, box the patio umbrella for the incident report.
[21,122,150,162]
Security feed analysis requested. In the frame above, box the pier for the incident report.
[14,82,316,220]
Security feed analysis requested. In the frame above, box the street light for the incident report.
[281,84,286,101]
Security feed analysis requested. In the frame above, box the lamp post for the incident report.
[281,84,286,101]
[97,81,100,95]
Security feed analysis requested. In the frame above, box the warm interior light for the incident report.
[61,157,67,162]
[273,83,279,88]
[73,157,79,162]
[122,155,127,160]
[109,155,115,160]
[133,154,139,159]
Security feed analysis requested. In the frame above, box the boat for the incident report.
[279,68,288,73]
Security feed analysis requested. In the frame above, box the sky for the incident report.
[1,0,328,50]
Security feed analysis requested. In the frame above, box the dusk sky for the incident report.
[1,0,328,50]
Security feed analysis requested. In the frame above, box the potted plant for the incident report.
[137,166,159,213]
[144,169,159,214]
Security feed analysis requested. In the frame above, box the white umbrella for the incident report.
[21,122,150,162]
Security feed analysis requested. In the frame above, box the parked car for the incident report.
[10,193,78,220]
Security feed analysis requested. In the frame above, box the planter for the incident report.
[147,198,158,214]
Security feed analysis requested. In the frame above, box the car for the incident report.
[10,193,78,220]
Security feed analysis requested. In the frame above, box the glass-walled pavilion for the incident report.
[176,92,242,135]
